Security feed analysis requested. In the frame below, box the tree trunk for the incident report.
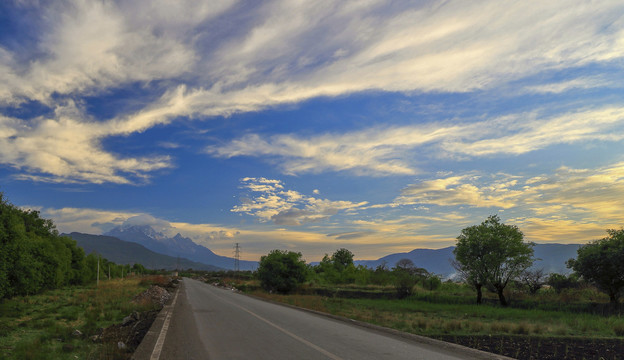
[475,284,483,304]
[609,291,619,306]
[496,287,508,307]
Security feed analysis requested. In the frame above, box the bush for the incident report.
[394,271,416,299]
[257,250,308,294]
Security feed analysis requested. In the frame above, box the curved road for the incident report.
[139,279,509,360]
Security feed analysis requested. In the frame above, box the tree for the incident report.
[520,268,546,295]
[331,248,354,271]
[546,273,579,294]
[454,215,534,306]
[567,229,624,305]
[257,250,308,294]
[394,258,415,273]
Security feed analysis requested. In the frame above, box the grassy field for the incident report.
[0,276,165,360]
[252,291,624,338]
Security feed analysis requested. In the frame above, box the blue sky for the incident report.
[2,0,624,262]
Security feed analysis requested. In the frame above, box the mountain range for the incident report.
[67,224,581,276]
[67,232,222,271]
[104,225,258,270]
[355,243,581,277]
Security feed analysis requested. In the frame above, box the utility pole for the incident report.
[233,243,241,274]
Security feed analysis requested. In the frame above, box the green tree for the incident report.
[454,215,534,306]
[567,229,624,305]
[257,250,308,294]
[546,273,579,294]
[331,248,354,271]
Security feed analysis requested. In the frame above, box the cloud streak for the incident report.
[211,106,624,176]
[2,1,624,183]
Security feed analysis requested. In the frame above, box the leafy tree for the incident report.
[567,229,624,305]
[313,248,357,284]
[393,269,416,298]
[546,273,579,294]
[369,262,393,285]
[422,274,442,291]
[454,215,534,306]
[331,248,354,271]
[257,250,308,294]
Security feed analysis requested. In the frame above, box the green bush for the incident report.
[257,250,308,294]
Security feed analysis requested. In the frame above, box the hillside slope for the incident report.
[67,232,223,271]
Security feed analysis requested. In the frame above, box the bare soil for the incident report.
[433,335,624,360]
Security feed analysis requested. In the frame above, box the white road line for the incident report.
[150,289,180,360]
[230,300,343,360]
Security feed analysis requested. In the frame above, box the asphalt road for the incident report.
[143,278,509,360]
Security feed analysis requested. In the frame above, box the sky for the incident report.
[2,0,624,262]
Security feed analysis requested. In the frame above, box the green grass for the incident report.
[0,277,162,360]
[251,288,624,339]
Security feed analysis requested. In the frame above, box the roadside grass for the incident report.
[0,277,161,360]
[250,289,624,339]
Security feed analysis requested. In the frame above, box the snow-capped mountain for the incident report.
[104,225,257,270]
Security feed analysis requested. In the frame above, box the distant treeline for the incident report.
[0,193,147,300]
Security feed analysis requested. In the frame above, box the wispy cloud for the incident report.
[0,101,171,184]
[2,1,624,183]
[391,161,624,242]
[210,106,624,176]
[524,76,617,94]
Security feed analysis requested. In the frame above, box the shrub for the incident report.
[257,250,308,294]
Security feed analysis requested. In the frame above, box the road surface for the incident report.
[137,278,509,360]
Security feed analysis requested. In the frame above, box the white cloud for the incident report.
[232,177,367,225]
[210,106,624,176]
[524,76,617,94]
[0,101,172,184]
[2,1,624,183]
[396,174,522,209]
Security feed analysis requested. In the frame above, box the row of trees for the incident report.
[453,215,624,306]
[0,193,146,299]
[257,247,440,296]
[258,215,624,307]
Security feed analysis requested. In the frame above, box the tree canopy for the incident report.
[0,192,146,299]
[0,193,88,298]
[256,250,308,294]
[454,215,534,306]
[567,228,624,304]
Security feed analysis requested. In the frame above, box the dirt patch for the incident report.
[99,310,160,355]
[96,282,176,358]
[432,335,624,360]
[132,285,172,308]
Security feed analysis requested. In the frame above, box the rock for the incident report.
[132,285,171,307]
[72,329,83,337]
[90,334,101,343]
[122,311,139,326]
[117,341,126,350]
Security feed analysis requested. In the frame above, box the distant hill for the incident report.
[355,247,456,276]
[104,225,258,270]
[355,243,581,277]
[67,232,223,271]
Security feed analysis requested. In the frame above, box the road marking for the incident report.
[230,301,343,360]
[150,289,180,360]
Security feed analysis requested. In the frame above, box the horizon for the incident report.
[65,223,582,264]
[2,1,624,262]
